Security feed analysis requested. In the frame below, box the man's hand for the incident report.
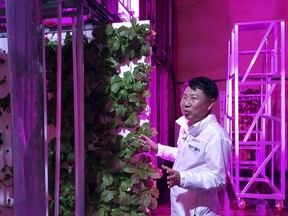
[138,134,158,153]
[162,165,180,188]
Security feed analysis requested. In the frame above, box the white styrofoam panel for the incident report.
[0,51,13,215]
[0,38,8,53]
[0,53,12,166]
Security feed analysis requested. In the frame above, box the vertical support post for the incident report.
[233,24,240,195]
[42,21,49,216]
[5,0,46,215]
[54,0,63,215]
[75,2,85,215]
[280,21,286,198]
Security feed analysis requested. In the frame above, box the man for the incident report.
[139,76,231,216]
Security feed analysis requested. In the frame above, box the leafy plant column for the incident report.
[47,19,162,216]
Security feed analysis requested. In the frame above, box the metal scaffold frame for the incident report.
[225,20,286,211]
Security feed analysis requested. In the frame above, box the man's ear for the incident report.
[208,99,216,110]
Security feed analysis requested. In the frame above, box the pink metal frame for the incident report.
[225,20,286,205]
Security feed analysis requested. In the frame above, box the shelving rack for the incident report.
[225,20,286,211]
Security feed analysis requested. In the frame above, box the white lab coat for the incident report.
[157,114,231,216]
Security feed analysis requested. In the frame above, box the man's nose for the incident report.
[184,98,191,106]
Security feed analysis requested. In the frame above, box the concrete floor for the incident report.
[151,195,288,216]
[151,177,288,216]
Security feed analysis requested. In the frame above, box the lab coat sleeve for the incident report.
[156,143,178,162]
[179,137,231,190]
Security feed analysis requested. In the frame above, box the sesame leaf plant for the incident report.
[46,18,162,215]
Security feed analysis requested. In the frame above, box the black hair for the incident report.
[185,76,218,100]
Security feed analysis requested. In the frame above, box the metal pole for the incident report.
[54,0,63,215]
[75,2,85,215]
[5,0,46,215]
[42,21,49,216]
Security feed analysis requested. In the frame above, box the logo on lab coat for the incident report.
[188,144,200,153]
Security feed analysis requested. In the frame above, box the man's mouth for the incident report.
[183,110,190,115]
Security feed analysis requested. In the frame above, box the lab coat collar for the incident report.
[176,114,217,137]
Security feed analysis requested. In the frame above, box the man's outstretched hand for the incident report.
[162,165,180,188]
[138,134,158,153]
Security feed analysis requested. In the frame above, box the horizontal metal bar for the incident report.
[262,114,281,122]
[236,193,285,200]
[238,141,281,145]
[238,49,273,54]
[239,80,281,85]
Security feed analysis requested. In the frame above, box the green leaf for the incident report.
[63,210,72,216]
[149,169,163,179]
[128,93,139,103]
[137,122,152,136]
[138,169,149,179]
[124,114,139,128]
[117,105,127,117]
[123,166,137,174]
[101,189,116,202]
[120,179,133,191]
[139,23,151,34]
[123,71,133,83]
[105,57,118,68]
[61,140,72,154]
[129,49,135,58]
[105,24,114,36]
[131,194,141,205]
[95,208,106,216]
[110,118,118,128]
[141,192,152,207]
[118,26,129,36]
[128,136,140,148]
[109,101,119,113]
[66,152,74,164]
[96,182,105,193]
[124,148,133,159]
[132,82,142,92]
[60,182,74,195]
[110,37,120,51]
[127,30,136,40]
[143,90,151,97]
[111,208,124,216]
[119,191,131,205]
[111,82,121,93]
[102,173,113,186]
[149,198,158,210]
[134,71,144,81]
[131,173,140,184]
[111,74,122,83]
[119,89,128,100]
[140,44,150,56]
[117,149,126,157]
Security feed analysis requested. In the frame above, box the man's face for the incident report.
[180,86,215,125]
